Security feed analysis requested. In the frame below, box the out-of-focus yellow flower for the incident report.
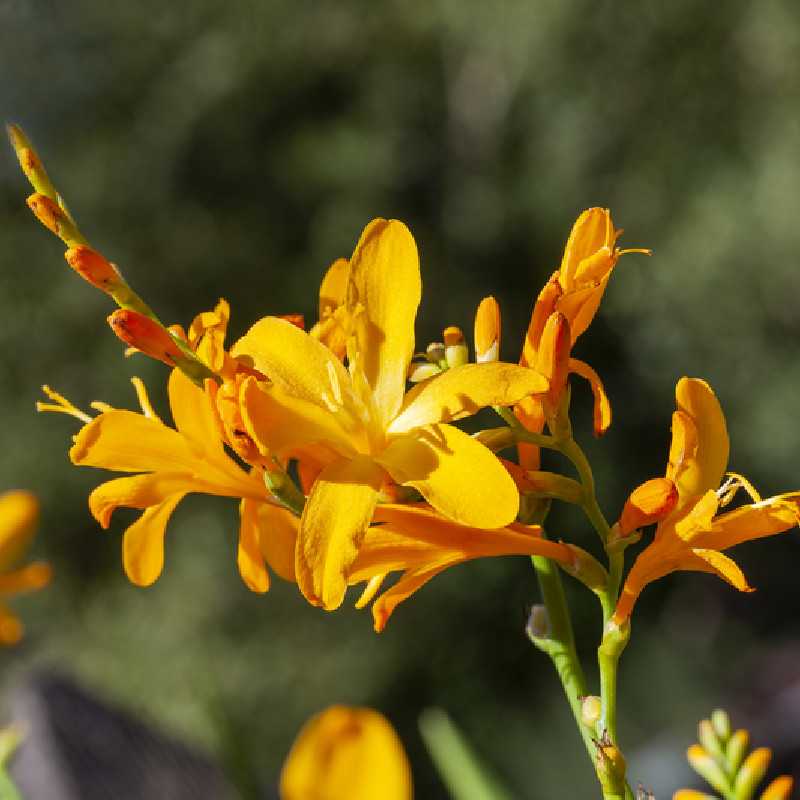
[347,503,604,631]
[233,218,549,610]
[674,710,793,800]
[280,706,412,800]
[42,371,296,593]
[516,208,648,468]
[0,491,52,645]
[615,378,800,621]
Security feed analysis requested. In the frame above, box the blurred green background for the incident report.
[2,1,800,796]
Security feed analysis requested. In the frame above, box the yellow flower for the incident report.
[233,218,549,610]
[49,370,296,592]
[348,503,600,632]
[614,377,800,622]
[0,491,52,645]
[280,705,412,800]
[516,208,648,468]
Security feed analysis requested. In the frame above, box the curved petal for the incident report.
[521,274,560,364]
[318,257,350,319]
[257,503,298,583]
[297,456,383,610]
[239,376,362,459]
[558,208,614,290]
[89,473,202,528]
[688,548,754,593]
[231,316,356,415]
[168,368,224,458]
[70,410,196,473]
[697,493,800,551]
[280,706,412,800]
[347,219,421,430]
[388,363,548,434]
[0,491,39,572]
[569,358,611,436]
[514,395,545,471]
[371,565,449,633]
[673,378,729,499]
[378,424,520,529]
[238,498,270,593]
[617,477,678,536]
[122,493,186,587]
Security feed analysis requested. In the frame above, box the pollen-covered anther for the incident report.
[107,310,185,367]
[64,246,122,293]
[443,326,468,368]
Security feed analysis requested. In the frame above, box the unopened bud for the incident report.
[581,696,602,728]
[6,124,57,197]
[710,709,731,742]
[443,326,468,368]
[474,296,500,362]
[65,246,122,293]
[108,310,184,366]
[409,362,441,383]
[526,471,584,504]
[426,341,446,363]
[525,604,550,641]
[596,739,627,793]
[698,719,725,762]
[761,776,795,800]
[27,193,66,236]
[618,477,678,536]
[726,729,749,774]
[734,747,771,797]
[687,744,728,796]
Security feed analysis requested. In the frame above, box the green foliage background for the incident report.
[1,1,799,796]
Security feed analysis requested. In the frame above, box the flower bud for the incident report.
[525,471,584,505]
[425,341,446,363]
[698,719,725,762]
[27,193,67,237]
[443,326,468,368]
[618,477,678,536]
[581,695,602,728]
[710,709,731,742]
[474,296,500,362]
[561,544,609,593]
[525,604,550,640]
[408,362,441,383]
[761,776,794,800]
[726,729,749,774]
[734,747,771,797]
[108,310,185,366]
[6,124,57,197]
[64,246,123,293]
[687,744,729,795]
[474,427,515,452]
[280,313,305,330]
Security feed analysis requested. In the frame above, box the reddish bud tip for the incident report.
[280,314,306,330]
[108,310,184,366]
[65,246,122,293]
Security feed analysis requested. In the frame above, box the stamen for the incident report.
[717,472,762,507]
[90,402,114,413]
[326,361,343,407]
[37,385,92,424]
[131,376,161,420]
[618,248,653,257]
[355,574,387,609]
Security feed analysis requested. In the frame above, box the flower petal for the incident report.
[371,565,449,633]
[231,315,356,414]
[70,410,197,473]
[297,456,383,610]
[280,706,412,800]
[318,257,350,319]
[378,424,520,529]
[239,376,362,459]
[569,358,611,436]
[347,219,421,430]
[257,503,298,583]
[388,362,548,434]
[238,498,270,593]
[0,491,39,572]
[122,493,186,587]
[88,473,203,528]
[558,208,614,291]
[689,548,754,592]
[673,378,729,499]
[617,477,678,536]
[0,562,52,596]
[167,368,225,457]
[697,493,800,551]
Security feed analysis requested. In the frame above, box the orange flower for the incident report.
[347,504,602,631]
[614,378,800,622]
[516,208,648,468]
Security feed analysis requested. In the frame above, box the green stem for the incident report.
[529,554,596,762]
